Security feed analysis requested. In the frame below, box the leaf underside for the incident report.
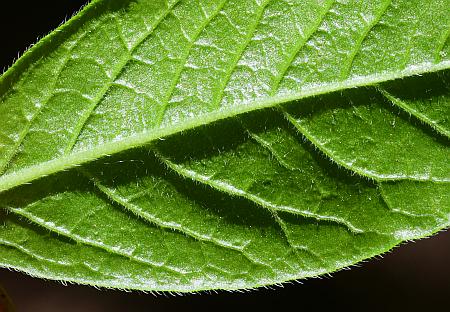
[0,0,449,292]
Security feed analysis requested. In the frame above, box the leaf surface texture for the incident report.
[0,0,449,291]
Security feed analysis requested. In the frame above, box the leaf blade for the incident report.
[0,0,449,292]
[1,0,450,190]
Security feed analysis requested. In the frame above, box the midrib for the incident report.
[0,60,449,193]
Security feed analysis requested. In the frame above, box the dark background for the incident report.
[0,1,449,311]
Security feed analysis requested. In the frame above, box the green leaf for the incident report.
[0,0,449,292]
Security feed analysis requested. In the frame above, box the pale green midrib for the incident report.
[0,60,449,193]
[377,87,450,138]
[0,0,181,174]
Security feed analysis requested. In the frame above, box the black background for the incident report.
[0,1,449,311]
